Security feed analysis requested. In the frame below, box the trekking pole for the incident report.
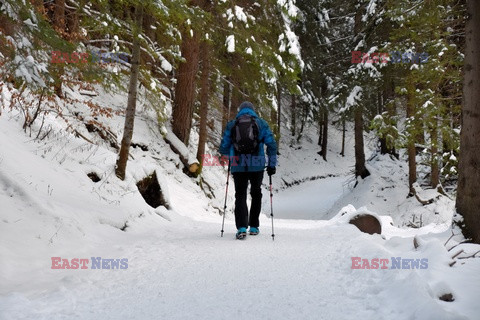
[269,175,275,241]
[221,160,231,237]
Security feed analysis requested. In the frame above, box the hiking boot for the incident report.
[249,227,259,235]
[236,227,247,240]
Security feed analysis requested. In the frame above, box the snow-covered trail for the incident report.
[1,214,475,320]
[275,176,347,220]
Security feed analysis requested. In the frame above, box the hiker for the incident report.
[219,101,277,239]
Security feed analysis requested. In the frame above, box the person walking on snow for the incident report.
[219,101,277,240]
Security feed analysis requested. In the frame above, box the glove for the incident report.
[267,166,276,176]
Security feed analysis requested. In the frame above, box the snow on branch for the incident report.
[163,127,199,175]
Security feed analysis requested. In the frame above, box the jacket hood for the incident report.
[236,102,258,118]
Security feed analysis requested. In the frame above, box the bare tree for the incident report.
[115,4,143,180]
[456,0,480,243]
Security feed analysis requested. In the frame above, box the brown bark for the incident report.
[52,0,66,96]
[297,103,307,140]
[321,109,328,161]
[290,94,296,136]
[196,42,211,164]
[115,5,143,180]
[318,111,323,146]
[276,86,281,153]
[222,79,230,129]
[354,105,370,179]
[407,85,417,195]
[172,12,201,146]
[430,124,439,188]
[380,82,398,158]
[341,117,346,157]
[456,0,480,243]
[230,85,242,119]
[352,0,369,180]
[53,64,64,98]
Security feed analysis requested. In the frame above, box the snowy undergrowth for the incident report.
[326,153,455,227]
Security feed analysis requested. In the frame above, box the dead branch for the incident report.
[414,235,420,249]
[73,129,94,144]
[436,184,452,200]
[23,88,45,131]
[458,250,480,260]
[39,126,52,140]
[35,114,46,140]
[444,229,456,246]
[451,249,464,260]
[414,191,436,205]
[448,239,471,252]
[411,184,440,206]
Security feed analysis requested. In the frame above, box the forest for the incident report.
[0,1,479,318]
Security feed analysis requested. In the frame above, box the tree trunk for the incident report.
[291,94,296,136]
[172,18,201,146]
[222,79,230,129]
[115,5,143,180]
[354,105,370,179]
[196,42,211,164]
[430,124,439,188]
[276,86,281,154]
[318,110,323,146]
[380,82,398,158]
[52,0,66,97]
[230,85,242,120]
[321,109,328,161]
[271,86,279,149]
[407,86,417,195]
[456,0,480,243]
[297,103,307,141]
[341,117,346,157]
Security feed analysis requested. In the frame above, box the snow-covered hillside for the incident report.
[1,83,479,320]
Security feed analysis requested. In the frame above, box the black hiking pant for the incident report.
[232,171,264,230]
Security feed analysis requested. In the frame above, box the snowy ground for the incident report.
[1,83,479,319]
[1,208,479,320]
[275,176,347,220]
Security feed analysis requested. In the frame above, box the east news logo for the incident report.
[51,257,128,269]
[351,257,428,269]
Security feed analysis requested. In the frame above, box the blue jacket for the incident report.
[219,107,277,173]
